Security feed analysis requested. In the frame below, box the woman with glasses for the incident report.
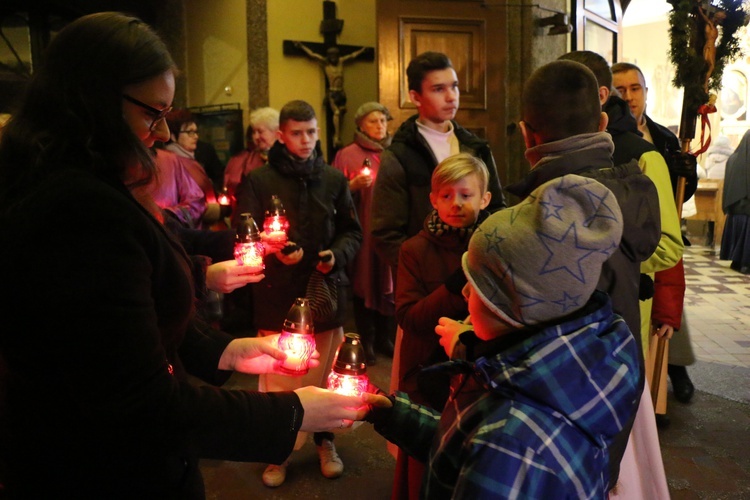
[0,12,365,498]
[163,108,225,228]
[166,108,200,160]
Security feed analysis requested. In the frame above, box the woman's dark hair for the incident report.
[165,108,195,139]
[0,12,175,201]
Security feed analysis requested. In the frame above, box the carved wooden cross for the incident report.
[283,0,374,158]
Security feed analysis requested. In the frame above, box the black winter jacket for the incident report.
[234,142,362,331]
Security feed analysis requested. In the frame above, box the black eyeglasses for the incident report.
[123,94,172,131]
[179,129,199,137]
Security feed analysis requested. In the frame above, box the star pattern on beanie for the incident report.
[462,173,624,327]
[539,199,564,220]
[538,223,598,284]
[509,195,537,225]
[505,264,545,312]
[583,187,619,227]
[554,174,593,193]
[552,291,583,313]
[483,263,545,326]
[483,227,505,256]
[599,240,618,258]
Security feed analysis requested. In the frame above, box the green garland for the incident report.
[669,0,747,115]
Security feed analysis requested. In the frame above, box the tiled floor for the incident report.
[683,244,750,368]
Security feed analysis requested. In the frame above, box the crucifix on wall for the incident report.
[283,0,374,157]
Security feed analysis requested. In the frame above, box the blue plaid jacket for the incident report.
[373,292,640,499]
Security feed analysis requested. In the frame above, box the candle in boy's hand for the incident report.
[264,195,289,244]
[265,215,288,244]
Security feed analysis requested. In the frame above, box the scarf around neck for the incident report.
[269,141,324,179]
[353,129,392,152]
[426,209,481,241]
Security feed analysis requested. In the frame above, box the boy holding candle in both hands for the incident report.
[233,100,362,488]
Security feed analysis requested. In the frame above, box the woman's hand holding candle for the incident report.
[207,260,265,293]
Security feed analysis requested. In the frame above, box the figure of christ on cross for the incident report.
[294,41,367,148]
[696,3,727,95]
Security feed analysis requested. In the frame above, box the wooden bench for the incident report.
[686,179,725,248]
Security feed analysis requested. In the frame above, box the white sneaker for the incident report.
[316,439,344,478]
[262,460,289,487]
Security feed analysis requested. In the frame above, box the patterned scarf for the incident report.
[426,209,480,240]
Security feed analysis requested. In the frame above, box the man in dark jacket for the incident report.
[371,52,506,273]
[612,61,698,200]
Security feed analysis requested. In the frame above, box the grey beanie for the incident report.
[354,102,391,128]
[462,174,623,327]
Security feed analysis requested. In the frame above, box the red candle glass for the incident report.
[278,298,316,375]
[327,333,369,397]
[218,187,231,207]
[263,195,289,244]
[361,158,372,178]
[234,213,265,275]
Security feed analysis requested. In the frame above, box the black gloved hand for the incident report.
[639,273,654,301]
[444,267,468,295]
[669,151,698,178]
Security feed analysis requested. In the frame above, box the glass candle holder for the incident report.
[233,241,265,274]
[361,158,372,178]
[278,298,315,375]
[263,195,289,244]
[327,333,369,397]
[218,187,231,206]
[234,213,265,274]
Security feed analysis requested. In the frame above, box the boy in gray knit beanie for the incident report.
[462,173,623,330]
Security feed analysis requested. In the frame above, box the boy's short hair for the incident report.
[558,50,612,91]
[522,60,601,142]
[279,100,316,128]
[611,62,646,83]
[407,52,453,93]
[431,153,489,194]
